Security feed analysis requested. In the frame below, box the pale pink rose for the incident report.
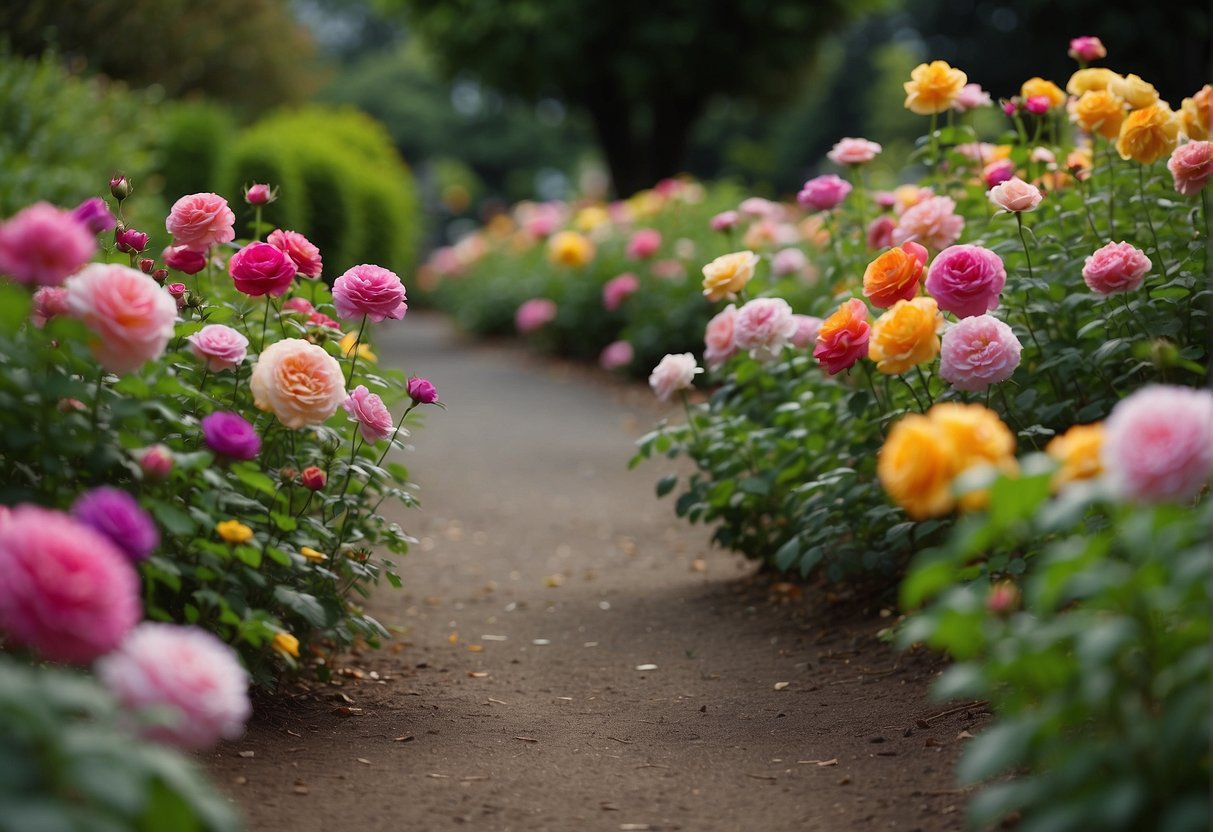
[626,229,662,259]
[1102,385,1213,502]
[739,197,780,219]
[867,216,897,250]
[267,229,323,278]
[0,202,96,286]
[953,83,992,113]
[97,623,250,750]
[1082,241,1151,294]
[341,385,395,443]
[652,259,687,280]
[988,177,1044,212]
[599,340,634,371]
[703,304,739,371]
[893,186,935,215]
[516,298,557,333]
[282,297,315,315]
[925,245,1007,318]
[64,264,177,374]
[939,315,1022,392]
[250,338,346,429]
[710,210,740,232]
[228,242,297,297]
[674,238,697,260]
[1030,147,1057,165]
[955,142,998,163]
[0,506,140,665]
[873,191,898,210]
[162,245,207,275]
[827,137,882,166]
[649,353,702,402]
[1068,36,1107,63]
[982,159,1017,189]
[187,324,249,372]
[789,315,824,349]
[733,297,798,363]
[1167,141,1213,196]
[332,264,407,322]
[892,196,966,251]
[139,445,174,480]
[165,193,236,252]
[602,272,640,311]
[771,247,808,277]
[797,175,853,211]
[31,286,70,327]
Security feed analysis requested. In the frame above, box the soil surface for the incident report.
[206,312,987,831]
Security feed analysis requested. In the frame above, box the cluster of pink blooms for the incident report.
[1102,385,1213,503]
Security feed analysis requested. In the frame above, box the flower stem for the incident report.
[1104,140,1116,235]
[681,391,701,445]
[259,297,271,352]
[253,205,263,242]
[1137,163,1170,285]
[89,367,105,433]
[913,364,935,407]
[345,314,368,387]
[899,375,926,412]
[374,402,418,469]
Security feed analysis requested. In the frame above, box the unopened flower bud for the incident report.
[986,582,1020,616]
[140,444,174,480]
[152,268,169,285]
[407,376,439,405]
[115,227,149,254]
[301,466,327,491]
[139,258,155,274]
[1002,99,1019,117]
[109,176,133,201]
[1024,95,1051,115]
[280,466,298,482]
[245,183,276,205]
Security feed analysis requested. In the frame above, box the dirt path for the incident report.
[207,313,984,832]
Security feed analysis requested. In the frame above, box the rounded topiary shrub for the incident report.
[158,100,236,203]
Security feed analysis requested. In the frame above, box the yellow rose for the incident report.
[867,297,941,375]
[217,519,254,544]
[1072,90,1126,139]
[904,61,968,115]
[928,403,1017,510]
[1066,68,1122,96]
[878,414,958,519]
[907,60,970,114]
[1108,73,1160,110]
[300,546,327,562]
[1180,85,1212,141]
[1020,77,1066,109]
[547,231,596,267]
[1116,103,1180,164]
[339,331,377,363]
[701,250,759,301]
[271,632,300,658]
[573,206,609,232]
[626,190,663,219]
[1046,423,1104,488]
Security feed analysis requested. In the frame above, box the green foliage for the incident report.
[219,131,307,234]
[158,101,236,202]
[0,656,241,832]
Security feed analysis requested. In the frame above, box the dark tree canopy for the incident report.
[386,0,884,196]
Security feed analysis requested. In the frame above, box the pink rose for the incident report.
[739,197,780,219]
[892,196,966,250]
[599,340,634,371]
[1024,96,1051,115]
[31,286,70,327]
[139,445,174,480]
[64,264,178,374]
[873,191,898,210]
[652,259,687,280]
[188,324,249,372]
[939,315,1022,392]
[97,623,250,750]
[332,264,407,322]
[267,229,324,279]
[1068,36,1107,63]
[710,210,740,232]
[827,137,882,166]
[0,506,140,664]
[0,202,96,286]
[229,242,297,297]
[341,384,395,443]
[603,273,640,311]
[789,314,824,349]
[866,216,897,250]
[516,298,557,333]
[703,304,739,371]
[1081,241,1151,295]
[988,177,1044,212]
[1167,141,1213,196]
[771,247,808,277]
[1102,384,1213,502]
[309,311,340,330]
[245,183,273,205]
[282,297,314,315]
[797,175,853,211]
[648,353,702,402]
[250,338,346,428]
[953,83,992,112]
[925,245,1007,318]
[165,193,236,252]
[733,297,798,364]
[626,229,662,259]
[955,142,998,163]
[982,159,1017,189]
[162,244,207,275]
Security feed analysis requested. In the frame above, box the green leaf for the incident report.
[231,463,276,496]
[150,502,197,536]
[957,720,1035,784]
[773,537,801,571]
[0,284,32,331]
[273,586,328,628]
[233,545,261,568]
[655,473,678,498]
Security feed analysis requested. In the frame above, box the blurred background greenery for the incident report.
[1,0,1208,253]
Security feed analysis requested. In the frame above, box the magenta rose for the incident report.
[925,245,1007,318]
[0,202,96,286]
[797,174,853,211]
[282,297,314,315]
[1166,141,1213,196]
[939,315,1022,392]
[1082,242,1151,295]
[71,197,116,234]
[733,297,798,364]
[267,229,323,279]
[1068,36,1106,63]
[71,486,159,562]
[165,193,236,252]
[1102,385,1213,503]
[342,385,394,443]
[407,376,439,405]
[332,264,407,322]
[201,411,261,460]
[228,242,297,297]
[188,324,249,371]
[602,272,640,311]
[245,183,273,205]
[162,244,207,275]
[139,445,174,480]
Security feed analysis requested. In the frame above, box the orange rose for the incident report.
[1116,104,1180,164]
[1020,77,1066,109]
[1046,423,1104,488]
[877,414,957,519]
[868,297,940,374]
[1180,85,1212,141]
[1072,90,1126,139]
[904,61,967,115]
[250,338,347,429]
[862,244,927,308]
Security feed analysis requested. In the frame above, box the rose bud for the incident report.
[301,466,327,491]
[139,444,174,480]
[245,184,276,205]
[152,268,169,285]
[280,466,298,482]
[139,258,155,274]
[115,227,150,254]
[109,175,133,201]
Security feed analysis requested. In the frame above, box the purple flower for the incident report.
[71,486,160,562]
[71,197,116,235]
[201,411,261,460]
[407,377,438,405]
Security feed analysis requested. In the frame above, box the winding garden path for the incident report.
[207,312,984,831]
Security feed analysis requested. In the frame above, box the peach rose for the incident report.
[868,297,941,375]
[988,177,1043,213]
[1179,85,1211,141]
[250,338,346,429]
[165,193,236,252]
[1046,423,1104,489]
[701,250,759,301]
[892,196,965,250]
[1167,141,1213,196]
[1072,90,1126,139]
[1116,104,1180,165]
[64,264,177,374]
